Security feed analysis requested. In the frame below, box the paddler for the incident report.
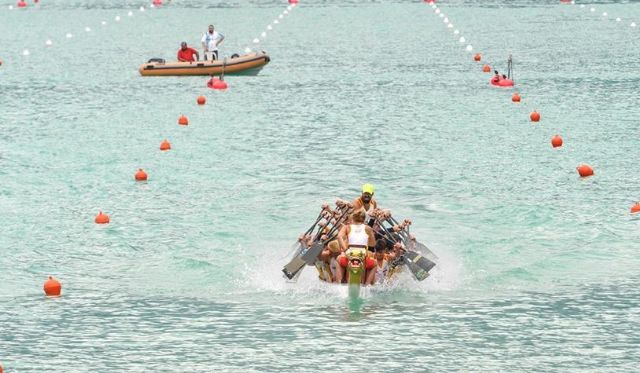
[352,183,378,226]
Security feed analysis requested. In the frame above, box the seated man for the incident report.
[177,41,199,62]
[352,183,378,226]
[335,210,376,284]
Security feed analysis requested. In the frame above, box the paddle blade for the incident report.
[404,251,436,281]
[281,242,324,280]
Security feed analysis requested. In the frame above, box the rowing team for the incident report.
[298,184,417,285]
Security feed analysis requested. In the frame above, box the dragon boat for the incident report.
[282,199,437,296]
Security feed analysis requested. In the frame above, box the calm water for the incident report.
[1,0,639,371]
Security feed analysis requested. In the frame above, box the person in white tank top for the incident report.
[335,210,376,284]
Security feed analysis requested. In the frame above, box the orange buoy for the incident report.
[289,0,299,4]
[576,164,594,178]
[631,202,640,214]
[178,115,189,126]
[135,168,148,181]
[530,111,541,122]
[473,53,481,62]
[160,139,171,151]
[95,211,110,224]
[482,64,491,73]
[551,135,563,148]
[17,0,27,8]
[0,362,3,373]
[512,93,521,102]
[197,95,206,105]
[43,276,62,297]
[207,77,228,90]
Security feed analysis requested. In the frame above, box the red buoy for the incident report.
[473,53,481,62]
[135,168,148,181]
[207,77,228,90]
[44,276,62,297]
[482,64,491,73]
[551,135,563,148]
[160,139,171,151]
[197,95,206,105]
[512,93,521,102]
[17,1,27,8]
[631,202,640,214]
[289,0,299,4]
[576,164,594,178]
[95,211,110,224]
[178,115,189,126]
[152,0,163,5]
[530,111,541,122]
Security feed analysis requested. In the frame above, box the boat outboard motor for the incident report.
[147,58,165,64]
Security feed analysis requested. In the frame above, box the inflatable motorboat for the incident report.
[138,51,270,76]
[282,199,437,296]
[491,77,514,87]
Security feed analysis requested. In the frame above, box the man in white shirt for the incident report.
[201,24,225,61]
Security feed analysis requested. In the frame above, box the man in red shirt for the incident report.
[177,42,199,62]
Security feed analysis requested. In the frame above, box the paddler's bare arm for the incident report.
[365,226,376,247]
[338,225,348,252]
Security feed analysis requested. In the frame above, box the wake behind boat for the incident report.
[283,189,437,296]
[138,51,270,76]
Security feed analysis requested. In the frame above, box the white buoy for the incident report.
[22,49,30,56]
[9,5,13,10]
[590,7,595,12]
[253,38,260,43]
[616,17,621,22]
[66,33,73,38]
[140,6,145,11]
[45,39,53,46]
[115,16,121,21]
[150,3,155,8]
[447,23,453,28]
[287,5,292,11]
[435,9,441,14]
[85,27,91,32]
[279,14,283,19]
[102,21,107,25]
[571,0,575,4]
[267,25,272,30]
[444,18,449,23]
[580,4,585,8]
[284,10,288,14]
[439,13,444,18]
[245,47,252,53]
[128,11,133,16]
[274,20,279,24]
[459,36,465,43]
[602,12,607,17]
[261,32,266,38]
[466,45,473,52]
[632,22,637,27]
[454,29,460,35]
[432,4,436,9]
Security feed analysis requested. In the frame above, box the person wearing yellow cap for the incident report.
[352,183,378,226]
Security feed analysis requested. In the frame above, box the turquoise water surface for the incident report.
[1,0,640,371]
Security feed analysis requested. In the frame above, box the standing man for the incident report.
[177,42,199,62]
[201,24,224,61]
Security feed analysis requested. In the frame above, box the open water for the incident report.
[1,0,639,371]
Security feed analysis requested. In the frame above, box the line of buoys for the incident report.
[551,135,563,148]
[44,276,62,297]
[160,139,171,151]
[95,211,110,224]
[576,164,594,178]
[197,95,206,105]
[178,115,189,126]
[135,168,148,181]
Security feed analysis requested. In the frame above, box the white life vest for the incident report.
[347,223,369,247]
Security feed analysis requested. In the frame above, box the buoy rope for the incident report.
[246,2,298,54]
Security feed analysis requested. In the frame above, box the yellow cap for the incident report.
[362,183,375,195]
